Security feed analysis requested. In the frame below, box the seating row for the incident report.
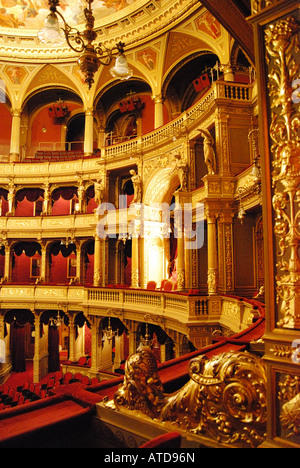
[63,356,91,368]
[147,279,178,291]
[0,383,47,410]
[21,150,101,163]
[0,369,101,411]
[43,369,99,387]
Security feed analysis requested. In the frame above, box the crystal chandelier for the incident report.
[38,0,132,88]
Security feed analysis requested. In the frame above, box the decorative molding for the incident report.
[106,346,267,448]
[264,15,300,329]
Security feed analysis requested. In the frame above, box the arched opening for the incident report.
[65,113,85,151]
[41,310,69,372]
[12,241,42,284]
[137,322,175,364]
[15,187,44,217]
[5,309,35,373]
[164,52,220,113]
[96,79,152,144]
[82,239,95,285]
[51,186,78,215]
[101,317,128,372]
[49,241,77,284]
[24,88,82,159]
[0,188,9,216]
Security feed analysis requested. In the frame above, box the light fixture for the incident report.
[237,202,246,222]
[60,230,75,247]
[251,156,261,181]
[38,0,132,88]
[110,53,133,81]
[139,321,153,348]
[103,317,118,343]
[49,311,62,327]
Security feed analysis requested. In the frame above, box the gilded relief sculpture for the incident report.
[265,16,300,329]
[107,339,267,448]
[113,335,165,418]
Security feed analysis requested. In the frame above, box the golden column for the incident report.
[4,241,11,282]
[90,316,101,375]
[206,209,218,295]
[68,315,76,362]
[9,108,21,162]
[131,226,140,288]
[152,94,164,129]
[217,210,234,293]
[40,241,48,283]
[93,234,102,287]
[84,107,94,156]
[250,0,300,448]
[33,312,41,383]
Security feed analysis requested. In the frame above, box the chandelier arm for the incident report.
[94,44,114,65]
[54,9,86,53]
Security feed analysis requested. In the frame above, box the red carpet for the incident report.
[4,358,66,391]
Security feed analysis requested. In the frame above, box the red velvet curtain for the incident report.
[11,322,26,372]
[86,184,95,200]
[52,186,77,201]
[48,325,60,372]
[14,241,41,257]
[0,188,8,200]
[16,188,44,202]
[50,241,76,257]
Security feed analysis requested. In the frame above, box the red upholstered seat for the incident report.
[77,356,87,366]
[62,372,73,384]
[163,280,173,290]
[146,281,156,290]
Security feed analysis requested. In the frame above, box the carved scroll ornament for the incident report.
[108,345,267,447]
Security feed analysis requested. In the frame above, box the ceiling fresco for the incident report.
[0,0,137,30]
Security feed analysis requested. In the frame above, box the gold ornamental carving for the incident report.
[265,16,300,329]
[106,344,267,447]
[251,0,281,15]
[278,374,300,439]
[112,339,165,418]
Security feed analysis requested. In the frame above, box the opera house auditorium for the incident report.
[0,0,298,449]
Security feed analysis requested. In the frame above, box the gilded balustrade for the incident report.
[0,283,261,337]
[0,80,254,167]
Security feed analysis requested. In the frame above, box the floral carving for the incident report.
[108,346,267,447]
[265,16,300,328]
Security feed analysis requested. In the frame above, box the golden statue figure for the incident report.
[199,128,216,174]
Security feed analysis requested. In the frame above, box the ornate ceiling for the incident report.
[0,0,202,61]
[0,0,139,30]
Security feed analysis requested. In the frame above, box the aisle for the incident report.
[4,352,68,390]
[5,360,34,389]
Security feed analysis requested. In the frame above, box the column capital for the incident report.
[152,93,165,104]
[84,107,94,116]
[11,108,22,118]
[218,210,234,223]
